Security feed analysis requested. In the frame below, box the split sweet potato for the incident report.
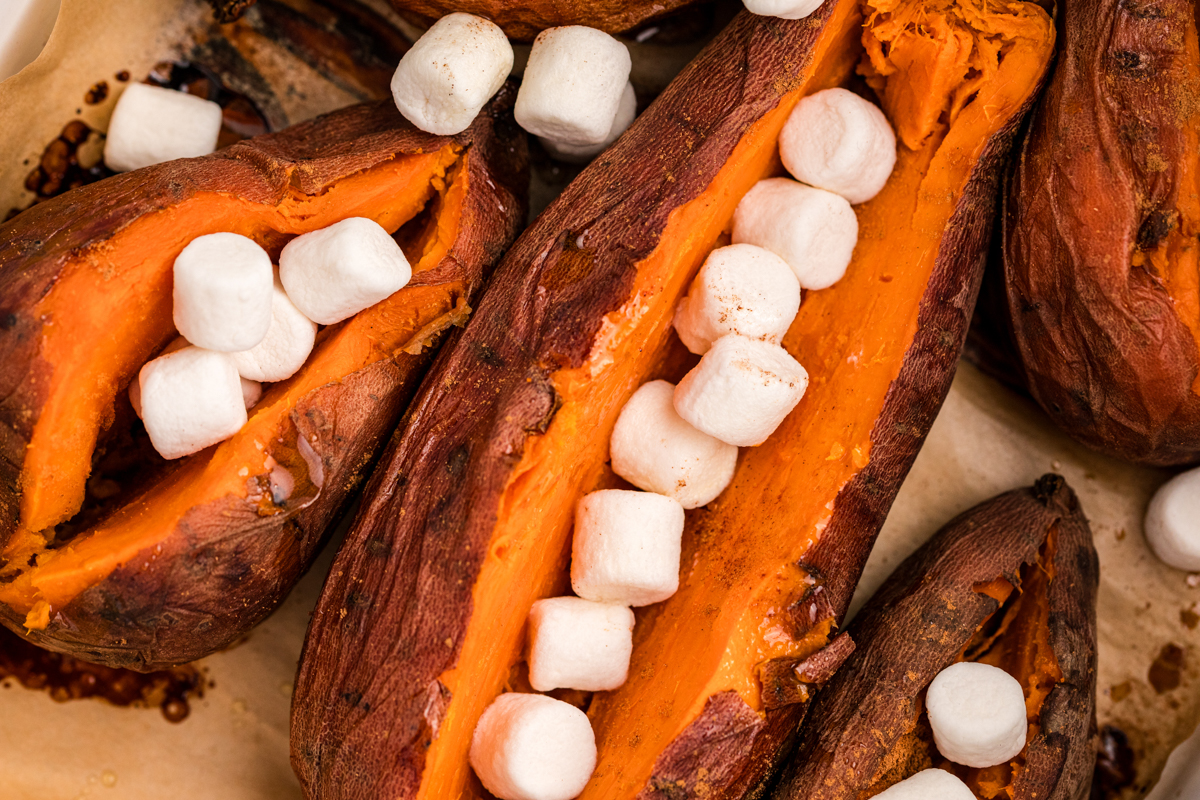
[0,91,526,670]
[772,474,1099,800]
[1003,0,1200,465]
[291,1,1056,797]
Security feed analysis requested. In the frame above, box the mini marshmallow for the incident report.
[515,26,632,147]
[540,81,637,164]
[873,769,976,800]
[674,335,808,447]
[470,693,597,800]
[173,232,274,353]
[571,490,684,607]
[780,88,897,204]
[230,273,318,382]
[278,217,412,325]
[104,83,223,172]
[139,346,247,459]
[610,380,738,509]
[527,596,635,692]
[927,662,1028,768]
[732,178,858,290]
[391,13,514,136]
[742,0,826,20]
[131,338,263,416]
[673,243,801,355]
[1144,467,1200,571]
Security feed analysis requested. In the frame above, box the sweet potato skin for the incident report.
[771,475,1099,800]
[386,0,699,40]
[290,5,1052,797]
[1003,0,1200,465]
[0,92,526,670]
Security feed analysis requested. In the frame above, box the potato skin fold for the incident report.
[0,93,526,670]
[1003,0,1200,465]
[290,4,1054,798]
[772,475,1099,800]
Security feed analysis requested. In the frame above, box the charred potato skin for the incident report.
[771,475,1099,800]
[1003,0,1200,466]
[290,5,1053,798]
[386,0,699,41]
[0,92,527,670]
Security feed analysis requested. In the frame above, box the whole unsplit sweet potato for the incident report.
[1003,0,1200,465]
[0,91,526,670]
[772,474,1099,800]
[291,1,1056,797]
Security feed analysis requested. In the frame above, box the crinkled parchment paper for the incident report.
[0,1,1196,798]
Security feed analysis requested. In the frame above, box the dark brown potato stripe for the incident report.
[291,1,1056,798]
[773,475,1099,800]
[0,93,527,669]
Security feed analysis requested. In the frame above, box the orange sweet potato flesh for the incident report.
[0,93,526,670]
[772,475,1099,800]
[291,2,1054,798]
[1003,0,1200,465]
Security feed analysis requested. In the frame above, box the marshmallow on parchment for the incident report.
[139,346,247,460]
[231,273,318,382]
[470,693,597,800]
[674,243,801,355]
[279,217,412,325]
[742,0,826,20]
[780,88,897,205]
[927,662,1027,768]
[104,83,223,172]
[571,490,684,607]
[674,335,808,447]
[173,232,274,353]
[732,178,858,290]
[391,13,514,136]
[540,81,637,164]
[873,769,976,800]
[1144,467,1200,571]
[515,26,632,147]
[610,380,738,509]
[527,596,635,692]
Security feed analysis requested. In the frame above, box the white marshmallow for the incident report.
[469,693,597,800]
[780,88,897,205]
[571,490,684,607]
[673,336,808,447]
[673,243,801,355]
[742,0,826,20]
[873,769,976,800]
[173,232,274,353]
[278,217,412,325]
[139,346,248,460]
[515,26,632,147]
[103,83,223,172]
[539,81,637,164]
[732,178,858,290]
[241,377,262,410]
[230,273,318,382]
[926,662,1028,768]
[391,13,514,136]
[610,380,738,509]
[527,596,635,692]
[1144,467,1200,571]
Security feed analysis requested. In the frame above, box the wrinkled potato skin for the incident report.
[1004,0,1200,465]
[771,475,1099,800]
[386,0,699,40]
[0,93,527,670]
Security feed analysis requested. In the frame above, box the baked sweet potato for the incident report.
[772,474,1099,800]
[0,91,526,670]
[291,1,1056,797]
[1003,0,1200,465]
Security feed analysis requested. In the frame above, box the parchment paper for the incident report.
[0,2,1196,798]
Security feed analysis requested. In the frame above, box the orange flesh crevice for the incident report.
[411,0,1054,796]
[3,145,468,622]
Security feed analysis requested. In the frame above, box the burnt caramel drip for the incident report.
[0,626,204,722]
[1091,725,1137,800]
